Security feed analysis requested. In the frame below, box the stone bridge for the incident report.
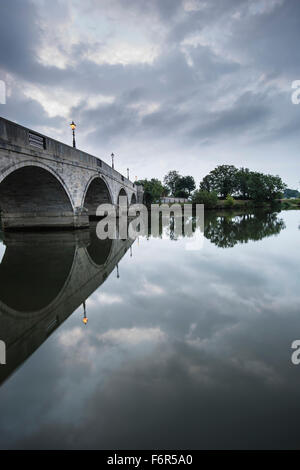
[0,117,143,230]
[0,227,135,385]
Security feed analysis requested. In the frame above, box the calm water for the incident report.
[0,209,299,449]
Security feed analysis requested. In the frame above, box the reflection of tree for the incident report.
[147,213,196,240]
[204,210,285,248]
[146,208,286,246]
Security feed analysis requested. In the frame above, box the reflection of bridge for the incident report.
[0,228,135,385]
[0,117,143,230]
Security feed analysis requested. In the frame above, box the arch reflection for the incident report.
[0,227,135,385]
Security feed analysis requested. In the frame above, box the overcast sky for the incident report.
[0,0,299,187]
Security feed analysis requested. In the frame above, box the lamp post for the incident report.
[116,264,119,279]
[111,153,115,169]
[82,301,88,325]
[70,121,76,148]
[127,168,129,179]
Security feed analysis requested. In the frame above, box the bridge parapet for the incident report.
[0,117,134,188]
[0,117,143,230]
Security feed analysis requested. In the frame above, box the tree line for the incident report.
[136,170,196,204]
[137,165,288,205]
[193,165,287,207]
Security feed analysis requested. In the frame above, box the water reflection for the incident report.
[146,209,285,246]
[0,210,300,449]
[204,210,285,248]
[0,226,134,385]
[0,210,287,387]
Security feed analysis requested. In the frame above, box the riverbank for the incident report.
[279,198,300,209]
[192,198,300,211]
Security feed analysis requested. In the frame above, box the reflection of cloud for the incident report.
[12,337,292,450]
[237,359,282,385]
[183,0,206,12]
[95,292,123,305]
[58,327,84,347]
[1,212,300,449]
[98,327,166,345]
[139,280,165,296]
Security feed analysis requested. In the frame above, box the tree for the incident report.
[173,176,195,198]
[224,194,235,207]
[180,176,196,196]
[136,178,164,204]
[263,174,286,201]
[192,189,218,208]
[199,174,213,192]
[246,172,266,201]
[236,167,251,199]
[163,171,180,196]
[174,186,189,198]
[247,172,286,202]
[199,165,286,202]
[203,165,239,198]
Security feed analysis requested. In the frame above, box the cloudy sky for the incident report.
[0,0,299,187]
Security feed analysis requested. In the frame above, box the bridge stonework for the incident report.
[0,117,143,230]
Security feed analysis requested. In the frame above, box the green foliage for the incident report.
[199,174,213,192]
[247,172,286,201]
[281,198,300,209]
[137,165,287,207]
[136,178,164,204]
[192,189,218,208]
[236,167,251,199]
[163,171,180,195]
[199,165,287,202]
[201,165,239,198]
[137,171,196,204]
[179,175,196,196]
[224,194,235,207]
[164,171,195,198]
[174,188,189,198]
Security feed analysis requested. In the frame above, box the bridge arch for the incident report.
[82,175,113,218]
[0,162,76,231]
[117,187,129,206]
[130,193,137,205]
[0,160,76,211]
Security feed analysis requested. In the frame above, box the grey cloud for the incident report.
[0,0,299,185]
[0,88,65,129]
[0,0,38,77]
[227,0,300,77]
[190,92,271,141]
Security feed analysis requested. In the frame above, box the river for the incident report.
[0,209,299,449]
